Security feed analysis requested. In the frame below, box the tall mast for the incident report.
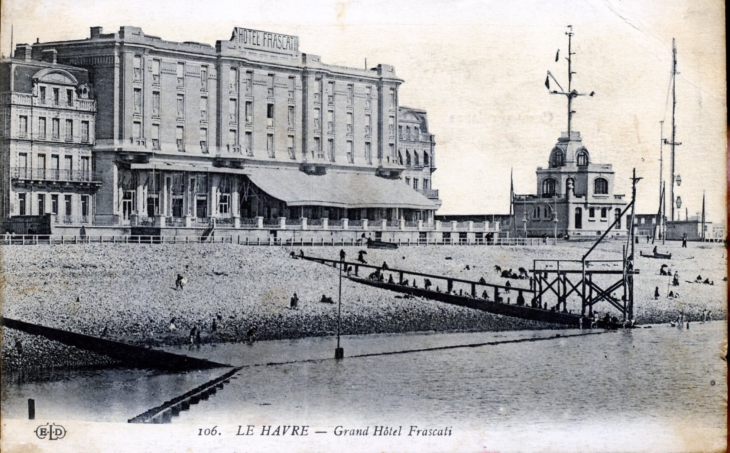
[566,27,574,135]
[664,39,682,221]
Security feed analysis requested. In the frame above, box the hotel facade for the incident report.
[1,26,446,236]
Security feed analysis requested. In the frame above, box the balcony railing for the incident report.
[12,167,99,183]
[419,189,439,199]
[166,217,186,227]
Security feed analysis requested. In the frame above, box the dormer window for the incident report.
[551,149,564,167]
[577,149,589,166]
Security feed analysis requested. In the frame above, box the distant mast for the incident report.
[545,26,594,136]
[664,39,682,222]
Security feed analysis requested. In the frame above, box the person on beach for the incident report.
[176,274,187,290]
[654,286,660,300]
[339,249,346,261]
[290,293,299,309]
[424,279,432,290]
[382,261,389,270]
[505,281,511,293]
[682,233,687,248]
[388,274,395,284]
[357,250,367,264]
[169,318,177,332]
[516,292,525,306]
[482,290,489,300]
[299,249,304,258]
[701,309,707,323]
[189,326,197,344]
[246,325,258,344]
[672,272,680,287]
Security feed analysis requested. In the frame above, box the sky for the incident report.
[2,0,726,221]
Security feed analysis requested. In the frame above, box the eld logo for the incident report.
[34,423,66,441]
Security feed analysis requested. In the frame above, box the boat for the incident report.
[640,251,672,260]
[366,238,398,250]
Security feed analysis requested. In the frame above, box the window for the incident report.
[327,138,335,162]
[229,129,238,147]
[406,126,411,140]
[18,194,26,215]
[347,84,353,106]
[81,121,90,143]
[313,108,321,130]
[389,88,395,108]
[52,118,60,139]
[229,67,238,92]
[81,195,89,217]
[200,128,208,153]
[66,89,73,106]
[365,114,371,136]
[533,206,540,219]
[53,88,60,105]
[405,177,410,186]
[313,80,321,103]
[314,137,322,159]
[551,150,564,167]
[245,132,252,156]
[594,178,608,195]
[229,98,237,122]
[245,71,253,94]
[424,151,430,166]
[346,112,353,134]
[423,179,429,190]
[245,101,253,125]
[152,92,160,116]
[151,124,160,150]
[589,207,595,218]
[64,195,72,216]
[64,119,73,141]
[38,117,46,138]
[219,194,230,215]
[19,115,28,137]
[267,75,275,97]
[327,110,334,133]
[152,59,161,84]
[327,81,334,105]
[81,157,90,179]
[134,88,142,113]
[399,125,403,139]
[200,97,208,121]
[176,62,185,86]
[577,150,589,166]
[389,144,394,161]
[176,126,184,152]
[287,135,295,159]
[267,134,274,158]
[18,153,28,177]
[365,142,372,164]
[413,179,418,190]
[177,95,185,117]
[133,55,142,80]
[398,150,403,165]
[200,66,208,92]
[51,155,59,180]
[542,178,556,196]
[51,195,59,215]
[346,140,353,163]
[133,121,141,139]
[388,116,394,137]
[288,106,295,129]
[39,86,46,102]
[615,208,622,229]
[601,207,607,218]
[288,77,295,101]
[414,126,419,138]
[63,155,72,174]
[38,194,45,215]
[267,104,274,127]
[414,151,420,166]
[406,150,411,166]
[365,86,372,109]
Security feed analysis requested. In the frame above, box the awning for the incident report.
[129,163,250,175]
[246,167,437,210]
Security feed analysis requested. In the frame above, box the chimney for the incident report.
[41,49,57,64]
[90,26,103,39]
[14,44,32,61]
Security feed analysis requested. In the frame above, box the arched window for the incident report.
[406,126,411,140]
[533,206,540,219]
[397,150,403,165]
[406,150,411,166]
[576,150,589,166]
[551,149,564,167]
[594,178,608,195]
[544,206,550,218]
[423,151,430,166]
[414,151,420,166]
[615,208,622,229]
[542,178,556,197]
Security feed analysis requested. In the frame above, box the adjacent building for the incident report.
[513,131,628,239]
[0,48,99,230]
[1,25,441,233]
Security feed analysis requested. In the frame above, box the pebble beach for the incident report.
[1,240,726,372]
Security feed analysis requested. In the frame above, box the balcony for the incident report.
[419,188,439,199]
[54,215,92,225]
[12,167,101,185]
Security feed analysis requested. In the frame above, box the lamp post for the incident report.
[335,249,345,360]
[553,211,558,242]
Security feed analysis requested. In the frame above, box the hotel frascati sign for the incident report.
[230,27,299,55]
